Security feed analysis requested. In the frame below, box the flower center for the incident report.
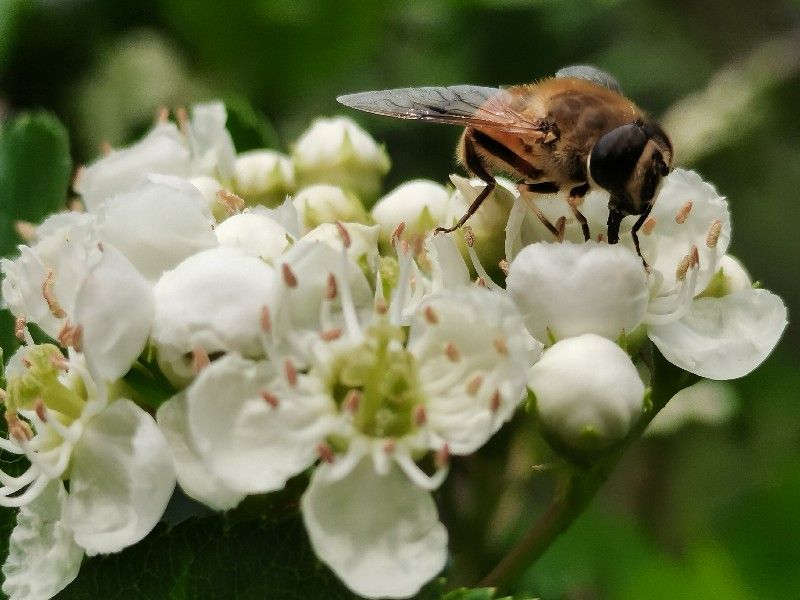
[328,321,424,439]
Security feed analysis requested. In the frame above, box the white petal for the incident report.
[646,380,737,436]
[408,287,532,454]
[424,234,470,292]
[215,210,292,261]
[66,399,176,554]
[233,150,295,204]
[371,180,455,241]
[189,101,236,180]
[151,247,279,381]
[507,241,648,342]
[293,184,366,231]
[75,245,154,381]
[76,122,190,212]
[156,394,245,511]
[2,480,83,600]
[648,288,787,380]
[98,178,217,280]
[303,222,380,270]
[301,458,447,599]
[187,354,337,494]
[529,334,645,450]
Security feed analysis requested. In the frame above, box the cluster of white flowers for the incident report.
[0,102,787,599]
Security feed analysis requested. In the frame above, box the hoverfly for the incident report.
[337,66,672,256]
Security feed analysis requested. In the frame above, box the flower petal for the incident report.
[65,399,176,554]
[74,244,154,381]
[215,209,292,261]
[187,354,337,494]
[301,457,447,599]
[156,393,246,511]
[648,288,788,380]
[2,480,83,600]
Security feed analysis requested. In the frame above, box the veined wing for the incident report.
[337,85,545,135]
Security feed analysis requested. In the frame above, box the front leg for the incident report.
[568,183,591,241]
[516,181,562,240]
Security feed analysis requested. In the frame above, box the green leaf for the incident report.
[441,587,533,600]
[223,95,280,152]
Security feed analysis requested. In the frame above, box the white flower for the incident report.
[292,116,390,203]
[187,101,236,181]
[293,184,368,231]
[232,149,295,208]
[0,345,175,573]
[371,180,457,245]
[646,380,737,436]
[528,334,645,451]
[151,246,279,384]
[302,222,380,273]
[215,208,294,261]
[506,241,649,343]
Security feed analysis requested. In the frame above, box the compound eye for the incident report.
[589,123,648,192]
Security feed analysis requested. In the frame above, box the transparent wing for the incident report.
[337,85,545,134]
[555,65,622,93]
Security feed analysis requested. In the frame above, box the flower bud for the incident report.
[528,334,645,453]
[292,117,390,205]
[232,149,295,210]
[293,184,368,231]
[215,208,293,261]
[371,180,457,247]
[303,222,380,272]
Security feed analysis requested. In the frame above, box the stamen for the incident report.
[493,337,508,356]
[675,200,693,224]
[317,443,335,463]
[476,277,487,288]
[499,259,510,275]
[490,390,502,412]
[463,225,476,248]
[281,263,298,288]
[100,141,113,156]
[675,254,691,282]
[33,399,47,423]
[374,297,388,315]
[57,322,83,351]
[284,359,298,387]
[343,389,362,413]
[391,222,406,245]
[176,106,190,134]
[156,106,169,123]
[192,347,210,373]
[5,413,32,442]
[21,357,31,369]
[14,221,37,242]
[326,273,338,300]
[14,317,26,344]
[642,217,657,235]
[383,439,396,455]
[597,233,606,243]
[466,374,483,396]
[466,238,500,290]
[423,305,439,324]
[42,269,66,319]
[68,199,85,213]
[260,306,272,333]
[435,443,450,469]
[50,354,69,371]
[217,189,245,214]
[413,405,427,426]
[319,328,343,341]
[706,219,722,248]
[335,221,351,248]
[690,244,700,268]
[72,166,85,191]
[261,391,279,408]
[445,342,461,362]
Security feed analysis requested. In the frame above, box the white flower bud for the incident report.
[292,117,390,204]
[214,208,293,261]
[529,334,645,451]
[303,222,380,270]
[372,180,458,246]
[293,184,368,231]
[232,149,295,208]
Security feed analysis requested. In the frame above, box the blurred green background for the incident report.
[0,0,799,598]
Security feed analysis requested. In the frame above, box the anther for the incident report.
[706,220,722,249]
[216,189,245,214]
[597,233,606,243]
[317,443,335,463]
[176,106,190,133]
[68,199,85,213]
[383,439,396,455]
[675,200,693,224]
[555,216,567,241]
[42,269,66,319]
[423,305,439,324]
[413,405,427,426]
[676,254,691,281]
[466,374,483,396]
[642,217,657,235]
[156,106,169,123]
[100,141,113,156]
[21,357,32,369]
[34,399,47,423]
[335,221,351,248]
[14,221,37,242]
[57,322,83,351]
[260,306,272,333]
[72,166,85,191]
[284,359,298,387]
[343,389,362,413]
[690,244,700,268]
[6,412,32,442]
[326,273,338,300]
[391,222,406,245]
[499,259,510,275]
[374,297,388,315]
[435,443,450,469]
[319,328,343,341]
[192,347,211,373]
[281,263,298,288]
[261,391,280,408]
[490,390,502,412]
[464,225,476,248]
[445,342,461,362]
[476,277,487,288]
[14,317,26,343]
[50,354,69,371]
[493,337,508,356]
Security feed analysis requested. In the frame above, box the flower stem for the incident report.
[480,348,698,592]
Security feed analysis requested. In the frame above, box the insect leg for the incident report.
[568,183,591,241]
[435,129,496,235]
[606,201,623,245]
[516,182,561,239]
[630,201,654,267]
